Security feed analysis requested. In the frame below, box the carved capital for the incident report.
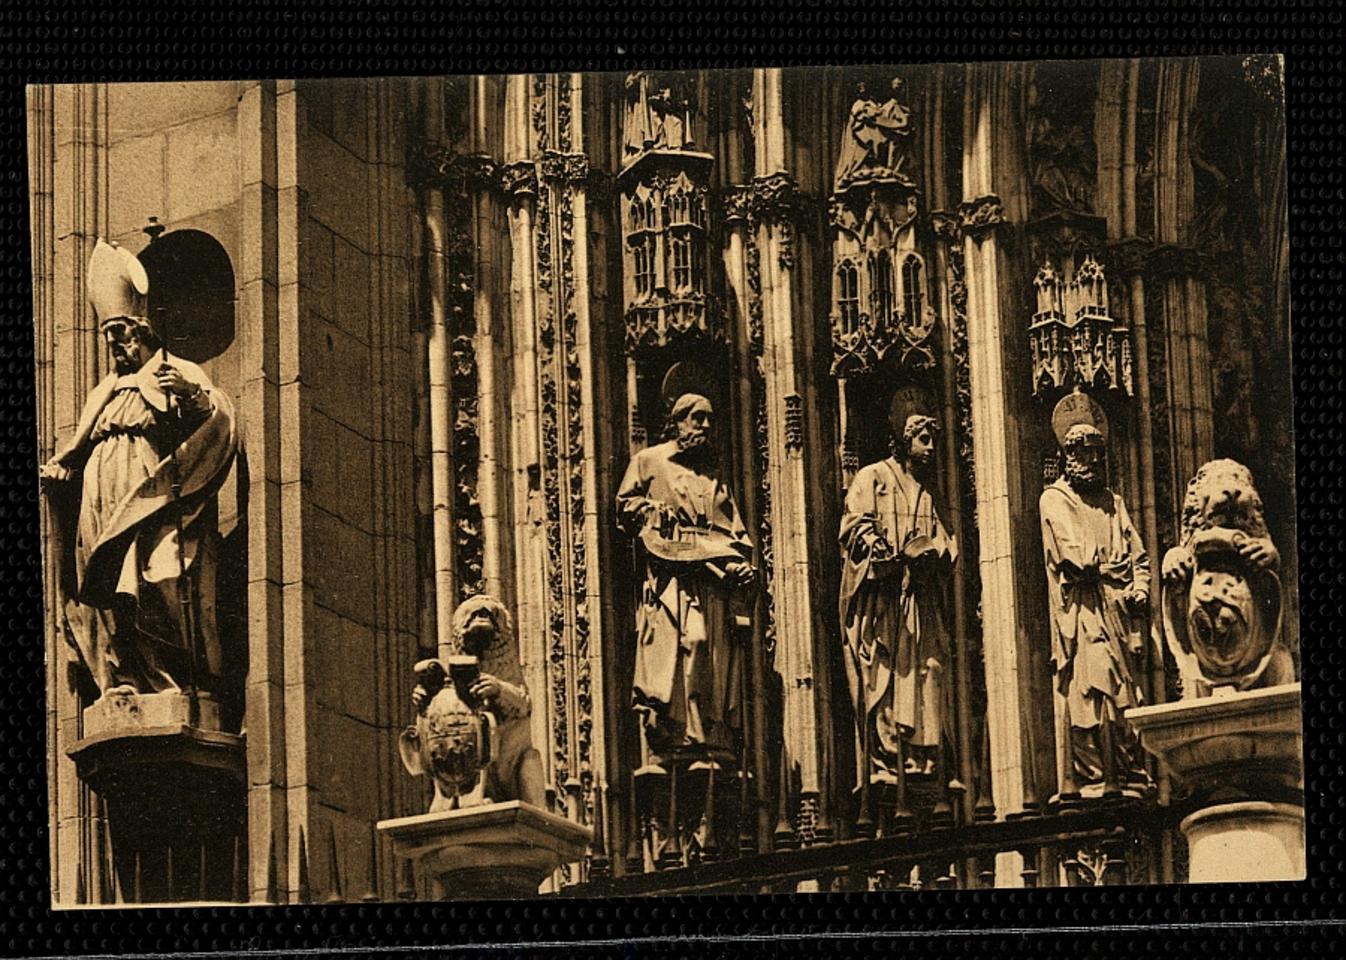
[749,171,806,223]
[958,194,1007,238]
[719,184,753,225]
[930,210,962,244]
[500,160,539,199]
[540,150,590,184]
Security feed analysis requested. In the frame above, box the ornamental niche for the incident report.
[618,71,723,448]
[827,75,939,484]
[1029,255,1134,399]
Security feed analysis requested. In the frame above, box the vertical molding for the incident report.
[470,76,512,606]
[423,83,457,660]
[566,73,609,837]
[238,79,287,902]
[753,67,821,808]
[1154,59,1214,513]
[274,79,311,902]
[959,63,1044,881]
[501,72,553,799]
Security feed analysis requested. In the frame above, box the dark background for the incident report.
[1,2,1341,957]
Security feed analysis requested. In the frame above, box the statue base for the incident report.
[1126,682,1304,883]
[66,711,245,904]
[82,688,223,737]
[377,801,593,899]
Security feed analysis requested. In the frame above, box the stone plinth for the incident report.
[67,704,246,904]
[378,801,593,899]
[1127,683,1304,883]
[82,689,222,737]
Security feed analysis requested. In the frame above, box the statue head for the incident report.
[451,593,515,661]
[668,393,714,459]
[889,386,939,477]
[1180,458,1270,543]
[88,238,158,374]
[100,316,161,375]
[1052,391,1109,495]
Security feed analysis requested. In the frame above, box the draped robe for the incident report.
[616,441,752,761]
[839,457,957,782]
[48,352,239,695]
[1039,477,1150,726]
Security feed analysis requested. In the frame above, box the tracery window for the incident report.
[870,250,894,326]
[838,260,861,331]
[901,253,924,322]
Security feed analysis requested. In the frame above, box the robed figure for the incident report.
[833,78,915,194]
[616,394,755,766]
[1039,392,1152,798]
[39,239,240,704]
[839,388,958,789]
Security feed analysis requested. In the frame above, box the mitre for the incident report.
[87,238,149,323]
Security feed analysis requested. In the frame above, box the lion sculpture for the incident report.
[398,594,546,813]
[1161,459,1292,696]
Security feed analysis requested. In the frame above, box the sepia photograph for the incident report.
[26,55,1302,908]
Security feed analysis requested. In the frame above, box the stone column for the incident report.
[1153,59,1215,498]
[500,74,553,794]
[237,79,291,902]
[751,68,826,832]
[958,63,1054,882]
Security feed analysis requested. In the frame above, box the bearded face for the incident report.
[103,319,154,374]
[1063,433,1106,493]
[674,400,713,457]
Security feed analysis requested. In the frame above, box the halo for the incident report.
[1051,390,1109,448]
[660,360,719,415]
[888,384,936,435]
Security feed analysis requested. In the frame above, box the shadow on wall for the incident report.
[138,228,236,364]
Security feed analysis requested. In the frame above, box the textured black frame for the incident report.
[1,2,1341,956]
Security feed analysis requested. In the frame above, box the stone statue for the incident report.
[833,78,914,195]
[1161,459,1292,697]
[402,594,546,810]
[39,238,240,707]
[1039,392,1152,798]
[839,386,958,789]
[615,393,755,768]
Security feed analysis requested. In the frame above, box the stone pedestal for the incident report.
[67,692,246,904]
[378,801,593,899]
[1127,683,1304,883]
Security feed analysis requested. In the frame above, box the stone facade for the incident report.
[30,56,1298,904]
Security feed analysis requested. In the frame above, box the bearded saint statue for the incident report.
[1039,391,1152,799]
[615,393,755,768]
[839,386,958,793]
[39,239,240,713]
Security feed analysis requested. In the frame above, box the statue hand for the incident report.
[38,459,74,484]
[155,363,201,400]
[900,535,935,563]
[1124,589,1149,616]
[1238,537,1279,571]
[724,560,756,588]
[410,685,427,712]
[1161,547,1194,584]
[470,675,502,704]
